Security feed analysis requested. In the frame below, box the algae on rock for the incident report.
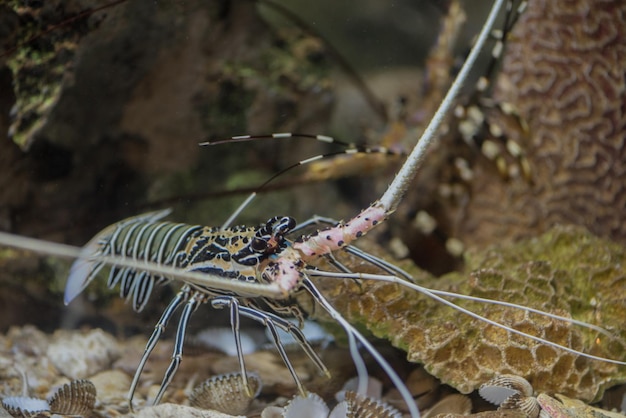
[315,225,626,402]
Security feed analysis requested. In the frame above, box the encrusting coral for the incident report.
[314,225,626,402]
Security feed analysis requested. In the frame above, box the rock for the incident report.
[47,329,120,379]
[131,403,243,418]
[90,369,131,406]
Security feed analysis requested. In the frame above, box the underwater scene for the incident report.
[0,1,625,417]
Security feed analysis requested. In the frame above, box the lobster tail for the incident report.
[64,209,173,305]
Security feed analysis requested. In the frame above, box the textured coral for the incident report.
[452,0,626,246]
[313,225,626,402]
[394,0,626,275]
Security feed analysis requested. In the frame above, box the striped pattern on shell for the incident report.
[1,397,50,418]
[48,379,96,416]
[189,372,262,415]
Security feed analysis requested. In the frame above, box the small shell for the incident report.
[501,393,540,418]
[332,391,402,418]
[48,379,97,416]
[536,394,568,418]
[336,377,383,402]
[189,372,262,415]
[282,393,329,418]
[479,374,534,405]
[1,396,50,418]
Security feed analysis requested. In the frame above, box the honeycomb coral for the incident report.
[313,226,626,402]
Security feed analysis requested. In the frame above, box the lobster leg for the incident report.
[211,296,331,397]
[152,291,202,405]
[209,296,253,397]
[128,286,190,410]
[209,298,297,397]
[253,308,308,397]
[252,309,331,379]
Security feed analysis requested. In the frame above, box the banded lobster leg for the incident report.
[143,293,331,407]
[127,285,191,409]
[127,289,333,408]
[211,297,331,395]
[151,288,202,406]
[0,1,525,417]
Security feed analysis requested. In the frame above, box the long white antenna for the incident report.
[380,0,506,212]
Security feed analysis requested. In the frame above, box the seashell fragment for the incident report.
[536,393,569,418]
[537,393,626,418]
[48,379,97,416]
[333,391,402,418]
[282,393,329,418]
[480,375,539,418]
[88,369,130,405]
[329,401,349,418]
[336,377,383,402]
[1,396,50,418]
[500,393,540,418]
[260,405,284,418]
[479,375,534,405]
[134,403,247,417]
[189,372,262,415]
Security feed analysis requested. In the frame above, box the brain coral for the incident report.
[453,0,626,246]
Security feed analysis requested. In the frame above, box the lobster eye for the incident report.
[272,216,296,235]
[276,216,296,234]
[250,237,268,252]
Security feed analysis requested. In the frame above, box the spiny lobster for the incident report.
[1,1,624,417]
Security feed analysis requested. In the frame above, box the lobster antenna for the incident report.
[302,278,421,418]
[344,244,615,338]
[379,0,506,213]
[208,135,403,229]
[200,132,350,147]
[306,269,626,367]
[221,0,506,227]
[0,231,286,299]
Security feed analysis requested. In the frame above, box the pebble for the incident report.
[131,403,243,418]
[47,329,120,379]
[90,369,131,405]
